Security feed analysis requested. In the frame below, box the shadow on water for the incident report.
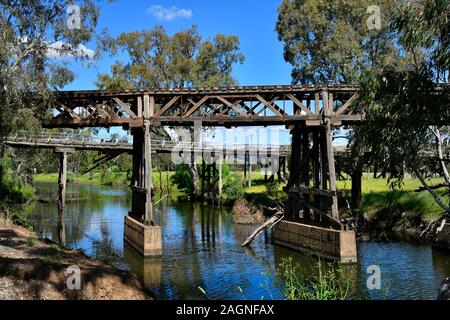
[29,182,450,300]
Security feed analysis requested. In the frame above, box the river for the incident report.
[27,182,450,300]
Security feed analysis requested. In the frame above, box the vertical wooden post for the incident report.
[218,157,223,203]
[312,129,321,216]
[248,154,252,188]
[201,160,205,199]
[322,89,339,220]
[58,151,67,210]
[57,151,67,245]
[144,94,153,223]
[301,127,311,220]
[244,151,248,185]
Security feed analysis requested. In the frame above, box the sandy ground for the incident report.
[0,219,152,300]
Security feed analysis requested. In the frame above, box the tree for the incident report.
[0,0,107,200]
[96,25,245,196]
[96,25,244,89]
[276,0,405,210]
[358,0,450,219]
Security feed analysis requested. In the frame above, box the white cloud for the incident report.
[147,5,193,21]
[46,41,95,59]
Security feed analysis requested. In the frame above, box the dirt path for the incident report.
[0,219,152,300]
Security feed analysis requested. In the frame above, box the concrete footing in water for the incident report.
[272,220,357,263]
[124,215,162,257]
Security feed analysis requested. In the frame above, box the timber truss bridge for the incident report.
[4,84,365,258]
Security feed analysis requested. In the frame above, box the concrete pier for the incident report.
[272,220,357,263]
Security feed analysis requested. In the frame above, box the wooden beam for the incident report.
[183,96,210,117]
[216,96,248,116]
[113,97,137,119]
[335,93,358,116]
[286,94,314,116]
[156,96,180,116]
[255,95,285,117]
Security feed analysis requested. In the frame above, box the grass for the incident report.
[336,175,447,222]
[34,171,177,190]
[278,257,351,300]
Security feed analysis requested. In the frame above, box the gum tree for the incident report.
[96,25,245,196]
[0,0,109,199]
[358,0,450,228]
[276,0,404,210]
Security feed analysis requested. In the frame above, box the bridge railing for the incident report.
[4,130,292,153]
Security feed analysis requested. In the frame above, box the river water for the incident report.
[28,182,450,300]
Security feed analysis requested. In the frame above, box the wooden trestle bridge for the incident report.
[8,84,365,261]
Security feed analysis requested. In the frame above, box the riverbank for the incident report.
[0,218,152,300]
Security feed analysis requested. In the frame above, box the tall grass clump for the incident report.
[278,257,350,300]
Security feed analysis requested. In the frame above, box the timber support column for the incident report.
[124,94,162,257]
[322,89,339,221]
[218,156,223,204]
[55,147,74,245]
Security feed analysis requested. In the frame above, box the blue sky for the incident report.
[67,0,293,90]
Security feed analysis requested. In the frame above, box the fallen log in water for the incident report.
[241,210,284,247]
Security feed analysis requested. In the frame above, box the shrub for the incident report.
[278,257,350,300]
[171,164,194,194]
[223,175,244,200]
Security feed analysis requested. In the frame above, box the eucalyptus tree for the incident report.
[276,0,405,210]
[96,25,245,196]
[358,0,450,224]
[0,0,109,199]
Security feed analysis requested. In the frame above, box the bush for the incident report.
[171,164,194,194]
[266,180,280,194]
[223,175,244,200]
[278,257,350,300]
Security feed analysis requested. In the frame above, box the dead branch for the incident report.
[241,210,284,247]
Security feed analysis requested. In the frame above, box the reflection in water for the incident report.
[124,242,162,288]
[57,205,66,246]
[29,182,450,300]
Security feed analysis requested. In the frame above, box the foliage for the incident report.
[0,154,36,203]
[278,257,350,300]
[276,0,402,84]
[0,0,108,136]
[223,175,244,200]
[266,180,280,195]
[0,1,110,203]
[96,25,244,89]
[356,0,450,213]
[171,164,194,195]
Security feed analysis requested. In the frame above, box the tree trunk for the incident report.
[351,166,363,211]
[187,163,201,197]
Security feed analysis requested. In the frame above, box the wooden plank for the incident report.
[183,96,210,117]
[216,96,248,116]
[286,94,314,116]
[290,186,345,197]
[335,93,358,116]
[156,96,180,116]
[255,95,284,117]
[57,103,80,120]
[113,97,137,119]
